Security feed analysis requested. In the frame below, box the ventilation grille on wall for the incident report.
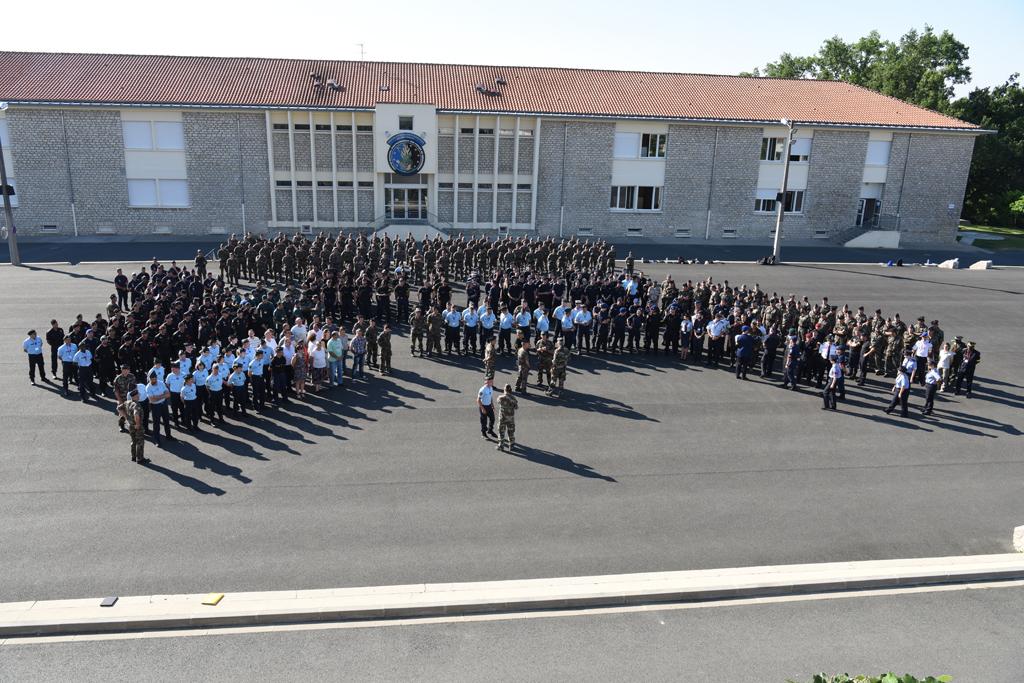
[674,228,691,238]
[722,228,737,238]
[626,227,643,236]
[576,227,594,236]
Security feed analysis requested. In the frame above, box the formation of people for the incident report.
[21,230,985,465]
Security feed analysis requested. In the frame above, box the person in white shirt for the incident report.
[900,350,918,384]
[912,334,933,385]
[476,378,498,440]
[937,342,954,391]
[823,359,842,411]
[922,360,942,416]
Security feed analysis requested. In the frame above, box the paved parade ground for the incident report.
[1,259,1022,611]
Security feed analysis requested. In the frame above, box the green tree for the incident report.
[743,26,971,112]
[949,76,1024,225]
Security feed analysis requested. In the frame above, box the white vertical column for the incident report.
[491,115,499,226]
[453,114,460,228]
[530,117,541,231]
[329,112,338,225]
[308,112,318,226]
[265,111,277,226]
[472,115,480,227]
[350,112,359,226]
[287,111,298,224]
[511,117,520,226]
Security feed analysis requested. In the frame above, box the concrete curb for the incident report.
[3,554,1024,638]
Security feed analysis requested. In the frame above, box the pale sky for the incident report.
[5,0,1021,95]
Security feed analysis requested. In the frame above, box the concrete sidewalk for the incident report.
[4,554,1024,638]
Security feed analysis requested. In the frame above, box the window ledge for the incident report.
[128,205,192,210]
[609,209,663,214]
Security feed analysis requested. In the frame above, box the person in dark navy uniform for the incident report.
[734,325,754,380]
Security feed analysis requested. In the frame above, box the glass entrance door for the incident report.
[385,183,428,220]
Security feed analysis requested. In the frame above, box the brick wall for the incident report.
[895,133,975,244]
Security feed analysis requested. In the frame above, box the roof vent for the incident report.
[380,84,390,92]
[495,77,507,86]
[476,84,501,97]
[310,72,325,90]
[326,79,344,92]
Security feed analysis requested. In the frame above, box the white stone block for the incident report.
[1014,526,1024,553]
[938,258,959,269]
[969,260,993,270]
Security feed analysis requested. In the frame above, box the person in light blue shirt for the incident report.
[248,350,267,412]
[145,373,173,444]
[176,351,192,376]
[443,304,462,355]
[552,303,568,343]
[206,363,225,424]
[462,304,480,355]
[23,330,47,384]
[559,308,576,351]
[498,307,515,355]
[514,307,532,349]
[228,363,248,415]
[148,360,165,384]
[72,347,97,401]
[479,306,496,353]
[534,309,549,341]
[166,364,185,427]
[181,374,200,431]
[573,305,593,354]
[193,362,209,424]
[57,336,79,395]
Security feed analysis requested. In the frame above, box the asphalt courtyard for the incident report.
[1,261,1022,606]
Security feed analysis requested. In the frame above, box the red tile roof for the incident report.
[0,51,979,131]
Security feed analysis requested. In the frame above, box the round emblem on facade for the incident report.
[386,133,426,176]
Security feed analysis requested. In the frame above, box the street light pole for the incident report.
[771,119,796,264]
[0,102,20,266]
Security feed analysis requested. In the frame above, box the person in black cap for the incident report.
[734,325,754,380]
[955,341,981,397]
[885,367,911,417]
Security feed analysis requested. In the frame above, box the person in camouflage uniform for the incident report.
[426,306,444,357]
[113,366,137,432]
[409,308,427,356]
[124,390,149,464]
[549,340,570,396]
[495,384,519,452]
[514,339,532,394]
[377,324,392,375]
[536,333,554,388]
[483,339,497,380]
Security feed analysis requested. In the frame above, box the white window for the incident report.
[123,121,153,150]
[0,118,10,147]
[866,140,891,166]
[640,133,667,158]
[789,137,811,162]
[127,179,158,206]
[754,190,804,214]
[613,132,640,159]
[154,122,185,150]
[610,186,634,210]
[760,137,785,162]
[159,179,190,207]
[610,185,661,211]
[614,132,666,159]
[128,178,189,208]
[123,120,184,151]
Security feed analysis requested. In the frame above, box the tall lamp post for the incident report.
[0,102,21,266]
[771,118,796,264]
